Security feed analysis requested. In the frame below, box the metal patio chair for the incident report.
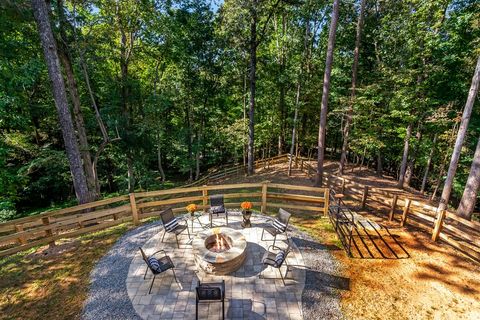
[261,208,292,248]
[139,247,179,294]
[195,279,225,320]
[208,194,229,227]
[160,208,191,248]
[260,244,292,286]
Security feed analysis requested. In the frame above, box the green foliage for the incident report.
[0,0,478,219]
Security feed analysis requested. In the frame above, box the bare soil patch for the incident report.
[215,161,480,320]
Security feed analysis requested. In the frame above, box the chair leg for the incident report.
[261,228,266,241]
[149,274,156,294]
[209,212,212,228]
[161,230,167,243]
[272,234,277,248]
[171,268,179,284]
[222,299,225,320]
[279,267,286,286]
[143,267,148,280]
[283,260,290,278]
[175,234,180,248]
[195,299,199,320]
[225,212,228,226]
[186,224,191,239]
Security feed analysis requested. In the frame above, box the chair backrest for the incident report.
[139,247,150,265]
[273,208,291,232]
[196,280,224,301]
[209,194,224,207]
[160,208,175,225]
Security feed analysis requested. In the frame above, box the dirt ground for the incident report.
[217,161,480,320]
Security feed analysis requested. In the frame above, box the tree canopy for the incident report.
[0,0,479,220]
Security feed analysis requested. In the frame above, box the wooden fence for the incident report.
[182,154,290,188]
[0,182,328,257]
[300,158,480,261]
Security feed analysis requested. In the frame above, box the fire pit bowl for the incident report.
[192,227,247,275]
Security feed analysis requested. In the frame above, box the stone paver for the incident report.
[127,212,306,319]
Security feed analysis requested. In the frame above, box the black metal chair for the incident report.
[195,279,225,320]
[208,195,229,227]
[160,208,191,248]
[139,247,179,294]
[261,208,292,248]
[260,244,291,285]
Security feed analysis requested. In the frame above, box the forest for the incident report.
[0,0,479,221]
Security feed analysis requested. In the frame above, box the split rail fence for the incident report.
[0,181,328,257]
[182,154,289,188]
[300,158,480,261]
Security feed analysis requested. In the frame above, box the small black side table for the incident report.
[241,210,252,228]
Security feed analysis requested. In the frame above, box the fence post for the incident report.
[202,185,208,212]
[15,224,26,245]
[389,194,398,221]
[300,159,304,171]
[432,210,446,241]
[261,181,268,213]
[401,198,411,227]
[324,188,330,216]
[341,178,346,194]
[129,193,139,225]
[42,217,55,247]
[361,186,369,209]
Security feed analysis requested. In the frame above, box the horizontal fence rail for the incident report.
[182,154,290,188]
[0,181,328,257]
[299,157,480,262]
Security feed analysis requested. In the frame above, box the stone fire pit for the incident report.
[192,227,247,275]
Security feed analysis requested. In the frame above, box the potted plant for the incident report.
[186,203,197,217]
[240,201,253,228]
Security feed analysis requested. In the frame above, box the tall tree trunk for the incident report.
[185,106,194,182]
[243,66,248,168]
[55,0,97,199]
[376,149,383,175]
[288,81,301,177]
[127,156,135,193]
[431,120,459,200]
[32,0,90,204]
[438,56,480,212]
[339,0,366,176]
[247,1,257,175]
[359,145,366,170]
[157,135,165,182]
[153,64,165,182]
[315,0,340,186]
[117,5,135,193]
[398,123,412,188]
[58,50,98,200]
[457,136,480,220]
[404,127,422,187]
[288,12,309,177]
[420,133,437,193]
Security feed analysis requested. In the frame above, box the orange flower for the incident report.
[240,201,252,210]
[186,203,197,213]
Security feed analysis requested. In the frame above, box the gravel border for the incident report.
[82,219,343,320]
[290,225,344,320]
[82,221,162,320]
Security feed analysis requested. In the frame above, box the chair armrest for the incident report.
[151,249,167,257]
[267,244,279,252]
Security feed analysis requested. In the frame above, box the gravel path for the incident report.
[82,220,343,320]
[82,221,162,320]
[290,226,344,320]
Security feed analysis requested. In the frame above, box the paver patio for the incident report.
[126,211,306,320]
